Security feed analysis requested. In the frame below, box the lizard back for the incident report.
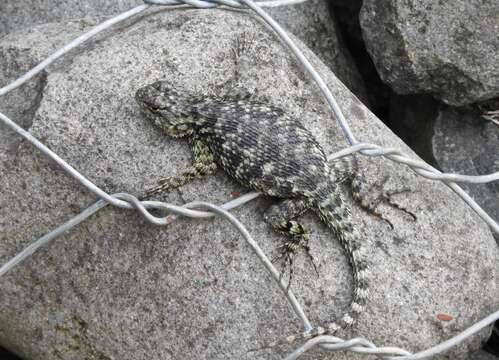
[193,98,331,199]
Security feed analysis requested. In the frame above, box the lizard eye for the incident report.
[148,104,163,111]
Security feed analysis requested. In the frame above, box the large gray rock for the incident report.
[0,0,367,103]
[1,9,498,360]
[360,0,499,106]
[432,106,499,237]
[0,0,142,35]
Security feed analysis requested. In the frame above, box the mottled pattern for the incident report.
[195,99,331,198]
[135,81,369,341]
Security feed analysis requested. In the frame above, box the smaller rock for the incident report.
[360,0,499,106]
[432,103,499,237]
[471,350,499,360]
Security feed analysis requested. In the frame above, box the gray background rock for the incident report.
[359,0,499,106]
[0,0,142,35]
[0,0,367,104]
[432,106,499,240]
[473,350,499,360]
[266,0,368,103]
[0,8,498,360]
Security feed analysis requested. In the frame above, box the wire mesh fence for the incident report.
[0,1,498,359]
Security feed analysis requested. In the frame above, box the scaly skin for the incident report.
[135,80,369,341]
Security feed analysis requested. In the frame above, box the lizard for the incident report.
[134,80,409,344]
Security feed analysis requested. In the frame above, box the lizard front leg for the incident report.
[141,138,217,199]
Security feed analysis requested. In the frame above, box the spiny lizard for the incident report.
[135,80,374,342]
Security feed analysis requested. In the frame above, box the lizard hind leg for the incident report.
[329,155,382,219]
[329,155,416,229]
[264,198,318,288]
[351,172,417,228]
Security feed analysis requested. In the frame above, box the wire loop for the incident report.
[0,0,497,359]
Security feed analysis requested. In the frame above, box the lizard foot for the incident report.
[271,222,319,290]
[357,175,417,229]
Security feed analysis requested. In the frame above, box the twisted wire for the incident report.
[0,0,498,359]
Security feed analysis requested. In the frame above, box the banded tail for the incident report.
[266,184,369,348]
[313,185,369,332]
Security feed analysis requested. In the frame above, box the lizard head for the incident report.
[135,81,196,138]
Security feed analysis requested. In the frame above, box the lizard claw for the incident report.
[271,232,319,290]
[358,175,416,228]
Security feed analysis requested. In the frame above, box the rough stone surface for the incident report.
[432,106,499,237]
[0,10,498,360]
[266,0,368,103]
[0,0,142,35]
[472,350,499,360]
[359,0,499,106]
[0,0,367,103]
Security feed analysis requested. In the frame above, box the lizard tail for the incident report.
[313,185,369,332]
[263,185,369,349]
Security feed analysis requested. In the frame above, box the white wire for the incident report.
[0,5,151,97]
[0,1,497,359]
[286,310,499,360]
